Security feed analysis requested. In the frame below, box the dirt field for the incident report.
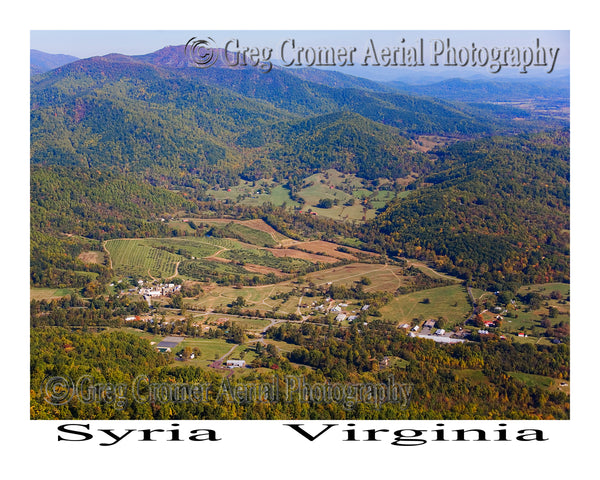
[77,251,104,264]
[238,219,290,243]
[292,240,377,261]
[266,247,340,264]
[242,264,285,275]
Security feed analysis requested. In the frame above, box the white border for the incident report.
[5,1,598,477]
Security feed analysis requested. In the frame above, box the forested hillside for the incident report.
[31,46,554,185]
[368,131,570,289]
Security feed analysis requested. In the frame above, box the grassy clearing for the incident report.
[221,317,271,331]
[77,251,105,264]
[508,371,554,389]
[262,338,299,354]
[306,263,405,292]
[510,335,553,346]
[452,368,490,385]
[206,170,397,222]
[30,287,74,300]
[518,283,571,297]
[114,327,165,345]
[207,179,300,208]
[379,284,472,327]
[187,284,291,313]
[172,338,236,364]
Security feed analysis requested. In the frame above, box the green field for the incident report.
[518,283,570,297]
[207,179,300,208]
[508,371,555,389]
[171,337,237,364]
[30,287,74,300]
[205,170,398,222]
[379,284,472,327]
[306,263,405,291]
[188,284,295,314]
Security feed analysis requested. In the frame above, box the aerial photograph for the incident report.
[29,30,570,421]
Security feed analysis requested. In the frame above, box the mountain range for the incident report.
[30,49,79,75]
[30,45,569,288]
[30,45,567,184]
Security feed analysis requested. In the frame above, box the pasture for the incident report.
[379,284,472,327]
[30,287,74,300]
[171,337,237,365]
[205,170,399,222]
[306,263,406,292]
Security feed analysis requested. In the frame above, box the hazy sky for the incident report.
[30,30,569,81]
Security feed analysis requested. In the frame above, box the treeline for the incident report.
[30,327,569,420]
[31,293,150,328]
[267,320,569,381]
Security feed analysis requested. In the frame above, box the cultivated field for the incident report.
[105,234,321,283]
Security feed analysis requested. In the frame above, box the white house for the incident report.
[226,359,246,368]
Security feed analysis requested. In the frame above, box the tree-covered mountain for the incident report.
[30,49,79,75]
[367,130,570,289]
[30,46,557,187]
[238,111,431,181]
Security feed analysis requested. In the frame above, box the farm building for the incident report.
[335,313,347,322]
[156,336,185,353]
[226,359,246,368]
[424,319,436,328]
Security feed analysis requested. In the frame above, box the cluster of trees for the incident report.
[30,325,569,420]
[31,293,149,328]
